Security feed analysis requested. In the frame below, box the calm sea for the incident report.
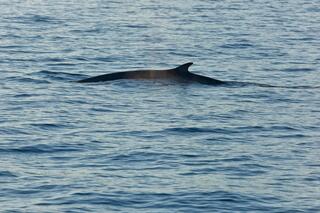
[1,1,319,212]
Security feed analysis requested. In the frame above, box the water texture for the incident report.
[1,0,320,212]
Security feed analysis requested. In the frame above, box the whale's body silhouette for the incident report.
[77,63,320,89]
[77,62,224,85]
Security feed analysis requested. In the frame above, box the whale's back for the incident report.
[77,62,224,85]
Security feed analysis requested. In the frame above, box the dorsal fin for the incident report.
[174,62,193,72]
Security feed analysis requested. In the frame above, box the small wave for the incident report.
[164,126,288,135]
[282,68,315,72]
[30,70,86,82]
[2,144,81,154]
[221,156,254,162]
[0,170,17,178]
[164,125,302,137]
[35,190,282,211]
[303,176,320,182]
[43,58,66,63]
[13,93,39,98]
[236,125,298,132]
[6,14,62,25]
[123,24,149,29]
[28,14,58,23]
[277,134,308,138]
[0,128,32,136]
[224,81,320,89]
[186,166,267,177]
[46,63,76,67]
[93,57,116,62]
[220,43,254,49]
[110,151,174,163]
[71,56,89,61]
[0,45,25,49]
[5,76,50,84]
[164,127,234,134]
[30,123,70,131]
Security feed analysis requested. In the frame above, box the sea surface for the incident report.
[1,1,320,212]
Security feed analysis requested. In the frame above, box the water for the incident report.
[1,0,320,212]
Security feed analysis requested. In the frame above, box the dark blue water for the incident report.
[1,1,320,212]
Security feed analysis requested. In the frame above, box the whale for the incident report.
[77,62,225,85]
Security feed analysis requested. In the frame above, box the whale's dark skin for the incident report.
[77,62,225,85]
